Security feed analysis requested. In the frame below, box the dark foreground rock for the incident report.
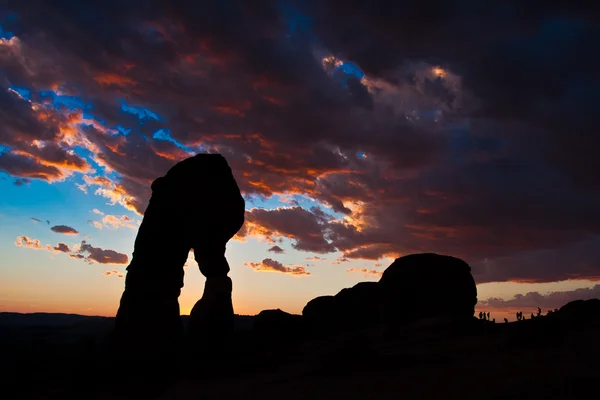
[380,253,477,325]
[302,282,380,336]
[303,253,477,336]
[112,154,245,360]
[557,299,600,321]
[253,309,304,340]
[2,309,600,399]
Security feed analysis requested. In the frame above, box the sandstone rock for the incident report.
[302,295,337,335]
[557,299,600,323]
[379,253,477,325]
[254,309,304,340]
[333,281,381,330]
[302,253,478,337]
[112,153,244,361]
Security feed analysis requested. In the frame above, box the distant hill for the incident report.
[0,312,256,344]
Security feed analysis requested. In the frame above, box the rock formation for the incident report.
[556,299,600,324]
[302,253,477,336]
[112,153,245,361]
[302,295,337,336]
[253,309,304,341]
[302,282,380,336]
[334,281,381,330]
[379,253,477,326]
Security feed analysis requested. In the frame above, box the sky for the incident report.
[1,1,600,321]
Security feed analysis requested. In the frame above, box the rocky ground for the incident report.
[2,307,599,400]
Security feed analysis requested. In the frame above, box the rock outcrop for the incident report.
[302,295,337,335]
[556,299,600,324]
[379,253,477,326]
[302,282,380,336]
[333,281,381,330]
[302,253,477,336]
[112,153,245,360]
[253,309,304,341]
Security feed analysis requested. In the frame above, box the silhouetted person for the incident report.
[492,318,495,323]
[531,313,535,319]
[112,154,245,367]
[516,312,520,321]
[479,311,483,320]
[487,312,490,321]
[504,318,508,323]
[537,307,542,317]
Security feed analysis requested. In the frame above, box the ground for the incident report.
[1,312,599,399]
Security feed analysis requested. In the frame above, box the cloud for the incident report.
[50,225,79,235]
[88,220,103,230]
[14,235,128,265]
[13,177,30,186]
[0,151,64,181]
[1,1,600,286]
[92,208,104,215]
[14,235,43,250]
[52,243,71,253]
[78,241,128,265]
[346,268,383,278]
[267,245,285,254]
[29,217,40,223]
[240,207,335,253]
[332,256,350,265]
[245,258,310,276]
[103,269,124,278]
[88,214,138,230]
[100,214,136,229]
[479,285,600,312]
[305,256,325,261]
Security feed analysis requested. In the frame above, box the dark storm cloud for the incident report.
[0,151,64,181]
[1,0,600,284]
[241,207,335,254]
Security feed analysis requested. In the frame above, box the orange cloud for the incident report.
[211,105,248,118]
[245,258,310,276]
[14,236,44,250]
[0,152,65,182]
[103,269,125,278]
[100,214,137,229]
[94,73,135,87]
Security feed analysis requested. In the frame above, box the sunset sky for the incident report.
[1,1,600,321]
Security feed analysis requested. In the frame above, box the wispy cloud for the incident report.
[245,258,310,276]
[14,235,128,265]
